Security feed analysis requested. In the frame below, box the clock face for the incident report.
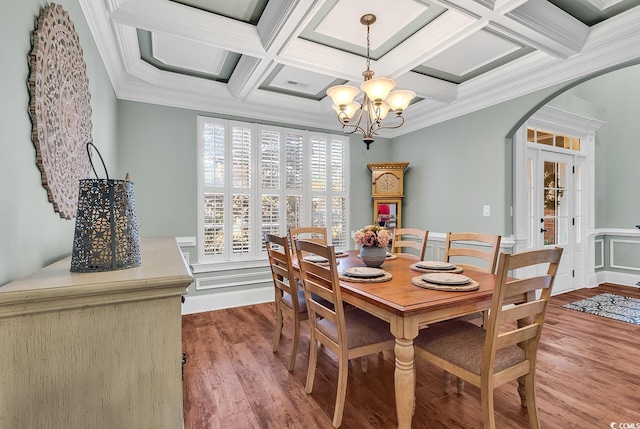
[375,172,400,195]
[379,173,397,190]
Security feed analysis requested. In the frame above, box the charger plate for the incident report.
[303,255,329,263]
[422,273,471,285]
[340,271,392,283]
[416,261,454,270]
[411,276,479,291]
[410,263,463,274]
[335,250,349,258]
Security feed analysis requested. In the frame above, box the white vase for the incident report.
[359,246,386,268]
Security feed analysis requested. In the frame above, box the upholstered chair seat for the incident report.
[415,320,525,374]
[317,308,394,349]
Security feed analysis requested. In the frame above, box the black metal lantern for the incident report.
[70,142,141,272]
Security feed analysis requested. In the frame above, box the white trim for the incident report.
[176,236,196,247]
[195,270,271,291]
[181,286,273,314]
[591,228,640,237]
[191,259,269,274]
[596,270,640,288]
[609,239,640,272]
[595,239,604,269]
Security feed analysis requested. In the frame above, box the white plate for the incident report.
[416,261,455,270]
[422,273,471,285]
[335,250,346,255]
[303,255,329,263]
[343,267,385,278]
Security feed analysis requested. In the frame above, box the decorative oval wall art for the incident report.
[28,3,93,219]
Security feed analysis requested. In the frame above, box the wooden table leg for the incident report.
[394,337,415,429]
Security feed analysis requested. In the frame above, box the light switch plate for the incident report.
[483,205,490,216]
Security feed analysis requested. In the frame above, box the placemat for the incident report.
[411,276,478,291]
[409,263,463,274]
[339,272,393,283]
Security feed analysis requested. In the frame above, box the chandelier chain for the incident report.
[366,23,371,72]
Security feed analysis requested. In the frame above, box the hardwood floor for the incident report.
[182,283,640,428]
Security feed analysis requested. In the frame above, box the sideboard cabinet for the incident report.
[0,237,192,428]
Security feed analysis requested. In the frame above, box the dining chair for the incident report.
[414,247,563,429]
[391,227,428,260]
[295,239,395,428]
[265,233,308,372]
[442,232,503,392]
[289,226,328,258]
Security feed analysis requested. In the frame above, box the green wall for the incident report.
[560,65,640,228]
[0,0,118,286]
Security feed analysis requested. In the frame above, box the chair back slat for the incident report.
[392,228,428,260]
[496,324,540,349]
[506,277,553,298]
[445,232,502,273]
[498,300,547,325]
[289,227,327,257]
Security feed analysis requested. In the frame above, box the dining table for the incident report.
[296,249,501,429]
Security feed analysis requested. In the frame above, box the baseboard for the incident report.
[596,270,640,288]
[182,286,273,314]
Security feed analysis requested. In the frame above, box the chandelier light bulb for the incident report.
[360,78,396,102]
[386,90,416,113]
[326,85,359,107]
[332,102,360,120]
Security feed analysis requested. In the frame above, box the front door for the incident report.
[529,149,576,293]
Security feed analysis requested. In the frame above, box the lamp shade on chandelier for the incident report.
[326,14,415,149]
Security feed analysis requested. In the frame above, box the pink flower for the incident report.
[362,231,377,247]
[377,229,391,247]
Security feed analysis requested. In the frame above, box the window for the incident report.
[527,127,581,151]
[197,116,349,264]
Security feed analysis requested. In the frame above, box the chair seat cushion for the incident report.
[316,308,394,349]
[282,290,307,313]
[414,320,525,374]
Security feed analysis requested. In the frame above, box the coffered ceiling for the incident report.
[80,0,640,138]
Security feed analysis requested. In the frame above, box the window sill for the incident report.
[191,259,270,274]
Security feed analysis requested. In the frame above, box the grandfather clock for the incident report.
[367,162,409,229]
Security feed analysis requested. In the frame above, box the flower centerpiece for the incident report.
[353,225,391,267]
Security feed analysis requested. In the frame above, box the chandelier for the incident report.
[326,14,415,150]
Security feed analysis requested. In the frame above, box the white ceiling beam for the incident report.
[375,10,478,77]
[434,0,589,58]
[393,72,458,104]
[505,0,589,57]
[108,0,265,57]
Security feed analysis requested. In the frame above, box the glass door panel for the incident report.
[542,160,569,247]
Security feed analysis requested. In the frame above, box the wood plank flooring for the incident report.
[182,283,640,428]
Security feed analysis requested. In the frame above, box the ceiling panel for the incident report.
[152,32,228,75]
[422,30,523,77]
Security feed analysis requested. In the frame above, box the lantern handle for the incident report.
[86,142,109,180]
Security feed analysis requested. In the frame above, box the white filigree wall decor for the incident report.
[28,3,93,219]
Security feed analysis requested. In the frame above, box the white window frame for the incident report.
[195,116,350,270]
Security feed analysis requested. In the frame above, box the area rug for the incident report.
[563,293,640,325]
